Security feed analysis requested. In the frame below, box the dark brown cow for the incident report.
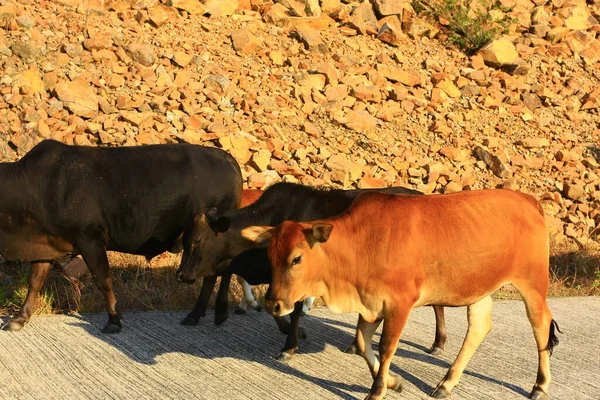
[243,189,559,400]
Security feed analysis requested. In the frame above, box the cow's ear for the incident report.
[241,226,274,245]
[207,208,230,233]
[193,212,207,226]
[311,223,333,243]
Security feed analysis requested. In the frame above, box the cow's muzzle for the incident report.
[176,270,196,284]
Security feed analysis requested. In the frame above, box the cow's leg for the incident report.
[344,315,361,355]
[234,276,261,314]
[429,305,447,355]
[431,295,493,398]
[301,296,315,315]
[214,273,231,326]
[276,301,304,361]
[181,274,218,325]
[355,315,382,374]
[78,240,120,333]
[517,288,556,400]
[365,313,409,400]
[2,261,52,331]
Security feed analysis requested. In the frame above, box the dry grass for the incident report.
[1,239,598,317]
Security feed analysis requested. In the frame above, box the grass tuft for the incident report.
[417,0,515,53]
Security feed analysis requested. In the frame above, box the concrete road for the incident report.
[0,297,598,399]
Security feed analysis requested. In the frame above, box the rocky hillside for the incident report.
[0,0,598,245]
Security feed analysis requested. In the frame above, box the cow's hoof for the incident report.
[276,350,295,362]
[215,312,229,326]
[180,314,200,326]
[344,342,358,354]
[428,346,444,355]
[251,304,262,312]
[298,326,307,340]
[233,306,246,315]
[530,388,549,400]
[364,391,384,400]
[2,319,25,332]
[101,322,122,334]
[431,386,451,398]
[390,378,403,393]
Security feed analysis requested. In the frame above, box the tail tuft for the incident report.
[546,319,561,356]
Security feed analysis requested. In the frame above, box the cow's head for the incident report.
[176,208,263,283]
[241,221,333,316]
[177,209,232,283]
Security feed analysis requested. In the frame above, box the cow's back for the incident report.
[340,189,548,307]
[12,140,242,257]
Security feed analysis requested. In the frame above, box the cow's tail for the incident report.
[546,319,561,356]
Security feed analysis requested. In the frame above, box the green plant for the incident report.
[417,0,515,53]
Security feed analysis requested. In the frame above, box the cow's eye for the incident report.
[291,255,302,266]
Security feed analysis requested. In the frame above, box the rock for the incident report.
[325,154,363,186]
[125,43,156,66]
[407,17,439,39]
[231,28,263,54]
[439,147,468,162]
[344,110,378,132]
[205,0,238,17]
[305,0,321,17]
[294,23,328,54]
[54,81,98,119]
[0,4,17,23]
[148,5,178,27]
[351,85,381,103]
[205,75,231,94]
[282,0,307,17]
[13,67,45,95]
[522,93,542,112]
[0,139,15,161]
[16,15,36,28]
[358,176,387,188]
[321,0,342,16]
[167,0,207,15]
[377,16,403,46]
[63,257,88,279]
[444,181,462,193]
[546,27,570,44]
[436,79,461,98]
[252,149,271,172]
[517,138,550,148]
[474,146,512,178]
[350,1,378,35]
[565,5,594,30]
[173,51,193,67]
[248,170,280,189]
[383,69,421,87]
[11,41,40,59]
[372,0,405,17]
[478,38,518,67]
[563,182,585,201]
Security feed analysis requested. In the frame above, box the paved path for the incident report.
[1,297,598,399]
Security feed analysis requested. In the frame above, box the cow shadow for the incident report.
[54,309,529,399]
[315,315,529,398]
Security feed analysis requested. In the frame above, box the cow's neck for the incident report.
[314,218,383,322]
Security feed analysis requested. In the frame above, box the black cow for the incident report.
[0,139,242,333]
[176,182,447,360]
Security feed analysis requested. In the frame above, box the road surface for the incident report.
[1,297,598,399]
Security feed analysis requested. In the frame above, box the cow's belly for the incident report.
[0,228,75,263]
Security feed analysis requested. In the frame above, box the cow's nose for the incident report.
[176,270,195,284]
[266,300,282,316]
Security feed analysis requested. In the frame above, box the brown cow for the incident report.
[242,189,559,400]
